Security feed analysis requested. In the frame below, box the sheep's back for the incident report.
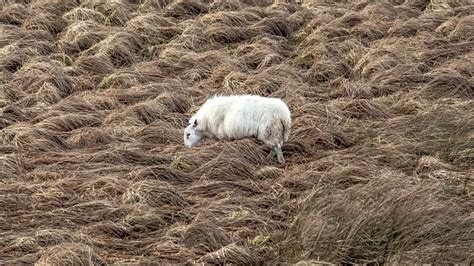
[197,95,290,140]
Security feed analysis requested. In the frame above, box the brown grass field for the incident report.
[0,0,473,264]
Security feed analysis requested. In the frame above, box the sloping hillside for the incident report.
[0,0,473,264]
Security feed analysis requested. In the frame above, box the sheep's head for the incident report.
[183,119,202,148]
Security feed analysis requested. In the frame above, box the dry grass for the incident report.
[1,0,473,265]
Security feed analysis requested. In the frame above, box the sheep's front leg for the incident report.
[267,145,284,164]
[260,124,285,163]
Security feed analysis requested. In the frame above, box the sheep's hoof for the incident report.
[277,156,285,164]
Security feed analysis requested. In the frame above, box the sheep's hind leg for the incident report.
[267,149,276,160]
[275,144,285,164]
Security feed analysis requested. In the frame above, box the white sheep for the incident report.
[183,94,291,163]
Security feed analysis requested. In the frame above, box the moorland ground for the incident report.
[0,0,473,264]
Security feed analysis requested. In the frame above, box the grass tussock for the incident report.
[125,14,182,45]
[123,181,191,208]
[205,25,260,44]
[1,123,69,151]
[0,4,30,26]
[36,113,102,132]
[59,20,109,53]
[201,10,261,27]
[63,7,107,24]
[180,221,235,252]
[84,31,144,68]
[197,243,256,264]
[22,12,67,35]
[36,243,106,266]
[164,0,210,19]
[67,127,114,148]
[81,0,133,26]
[1,0,473,265]
[289,174,473,264]
[421,68,473,99]
[74,54,114,75]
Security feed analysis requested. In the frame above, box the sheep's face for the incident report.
[184,123,202,148]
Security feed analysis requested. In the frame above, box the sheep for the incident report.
[183,94,291,163]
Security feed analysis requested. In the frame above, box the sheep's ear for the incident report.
[193,119,198,127]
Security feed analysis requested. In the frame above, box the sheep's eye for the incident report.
[186,133,190,138]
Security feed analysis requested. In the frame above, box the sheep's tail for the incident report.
[281,118,291,142]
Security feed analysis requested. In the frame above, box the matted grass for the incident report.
[0,0,473,264]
